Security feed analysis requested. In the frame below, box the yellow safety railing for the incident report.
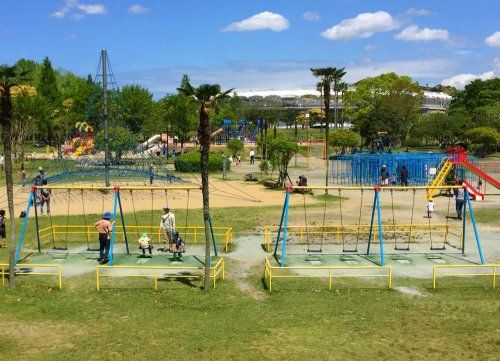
[39,225,234,252]
[96,258,225,290]
[432,264,498,289]
[263,224,462,252]
[264,258,392,292]
[1,263,62,289]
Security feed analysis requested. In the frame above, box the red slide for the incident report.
[460,161,500,189]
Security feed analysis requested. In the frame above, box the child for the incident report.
[138,233,153,256]
[391,173,397,186]
[477,178,483,192]
[0,210,6,248]
[170,230,185,261]
[426,198,435,218]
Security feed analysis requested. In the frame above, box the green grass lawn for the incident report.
[0,196,498,360]
[0,271,498,360]
[472,208,500,224]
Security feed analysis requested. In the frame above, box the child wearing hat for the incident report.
[94,211,114,264]
[170,230,185,261]
[426,198,435,219]
[138,233,153,256]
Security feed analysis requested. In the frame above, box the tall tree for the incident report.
[38,57,60,106]
[332,68,346,130]
[311,67,338,191]
[162,93,198,153]
[0,64,30,288]
[119,85,154,136]
[178,81,233,292]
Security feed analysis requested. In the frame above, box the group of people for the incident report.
[94,204,185,264]
[379,165,408,187]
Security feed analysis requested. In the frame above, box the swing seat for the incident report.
[394,246,410,251]
[342,248,358,253]
[307,248,322,253]
[53,246,68,251]
[87,247,100,252]
[430,246,446,251]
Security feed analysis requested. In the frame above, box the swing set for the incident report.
[14,185,234,266]
[266,185,486,268]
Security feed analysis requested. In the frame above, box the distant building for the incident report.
[235,86,452,114]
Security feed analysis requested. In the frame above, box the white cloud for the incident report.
[119,58,457,98]
[395,25,449,42]
[442,71,496,89]
[321,11,398,40]
[127,5,150,14]
[494,57,500,69]
[51,0,106,19]
[303,11,320,22]
[222,11,289,32]
[406,8,434,16]
[484,31,500,47]
[68,34,78,40]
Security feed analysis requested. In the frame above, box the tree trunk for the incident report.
[198,104,212,292]
[334,89,338,131]
[324,83,331,193]
[1,90,17,288]
[263,122,268,160]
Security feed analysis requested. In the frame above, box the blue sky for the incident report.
[1,0,499,97]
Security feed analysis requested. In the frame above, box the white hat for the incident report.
[162,204,170,210]
[39,167,43,171]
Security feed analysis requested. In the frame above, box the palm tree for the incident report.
[0,65,30,288]
[332,68,346,131]
[337,82,349,127]
[178,82,233,292]
[310,67,338,190]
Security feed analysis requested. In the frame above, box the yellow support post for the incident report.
[96,268,100,291]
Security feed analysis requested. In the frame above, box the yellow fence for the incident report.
[96,258,225,290]
[432,264,498,289]
[1,263,62,289]
[39,225,234,252]
[263,224,462,252]
[264,258,392,292]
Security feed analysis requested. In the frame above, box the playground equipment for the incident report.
[215,119,263,144]
[427,150,499,200]
[262,185,486,291]
[63,122,95,156]
[330,152,452,185]
[12,185,230,288]
[373,131,393,152]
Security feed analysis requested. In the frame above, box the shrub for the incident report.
[259,159,270,176]
[226,139,244,157]
[174,151,229,172]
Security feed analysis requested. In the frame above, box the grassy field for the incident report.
[472,208,500,225]
[0,199,499,360]
[0,270,499,360]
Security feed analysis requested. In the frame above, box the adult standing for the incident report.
[249,149,255,165]
[222,153,227,180]
[159,204,175,250]
[455,180,465,220]
[40,180,51,215]
[94,212,114,264]
[400,166,408,187]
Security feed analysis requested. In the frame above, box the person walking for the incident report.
[249,149,255,165]
[455,180,465,220]
[149,164,155,185]
[94,212,114,264]
[159,204,175,250]
[426,198,435,218]
[0,154,4,171]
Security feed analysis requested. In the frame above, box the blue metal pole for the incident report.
[280,189,291,267]
[14,190,34,264]
[462,189,467,255]
[465,191,485,264]
[273,190,289,257]
[366,189,378,255]
[375,189,385,266]
[117,190,129,254]
[107,188,120,266]
[208,215,218,257]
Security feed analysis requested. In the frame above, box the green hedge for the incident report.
[174,151,229,172]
